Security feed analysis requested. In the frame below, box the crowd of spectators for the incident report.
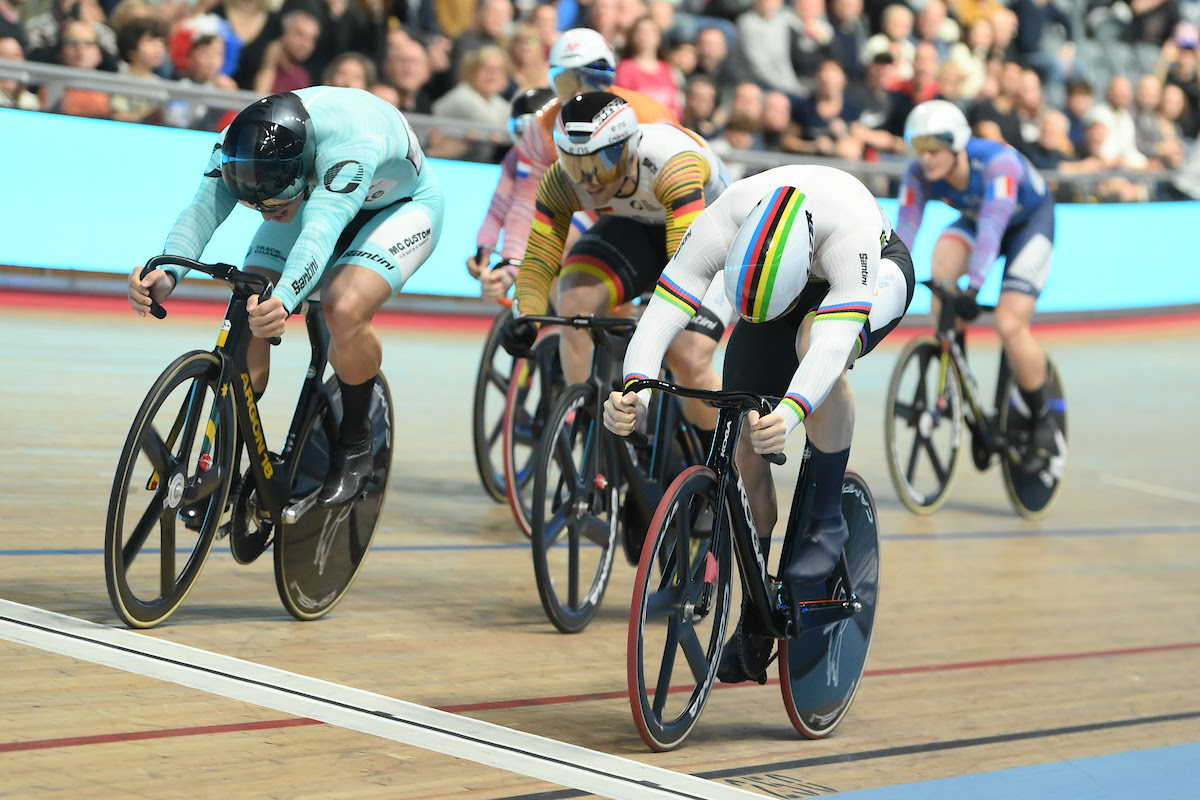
[4,0,1200,201]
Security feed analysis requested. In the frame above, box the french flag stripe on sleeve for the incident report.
[899,184,915,207]
[989,175,1015,200]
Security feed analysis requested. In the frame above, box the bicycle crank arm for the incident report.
[282,489,321,524]
[787,595,863,637]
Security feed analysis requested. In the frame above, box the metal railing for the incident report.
[0,57,1181,199]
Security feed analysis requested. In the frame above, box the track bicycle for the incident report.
[470,305,517,503]
[104,256,392,628]
[625,379,879,752]
[884,278,1068,518]
[521,314,704,634]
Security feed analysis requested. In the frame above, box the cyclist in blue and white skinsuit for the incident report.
[127,87,444,507]
[604,164,915,684]
[897,99,1061,473]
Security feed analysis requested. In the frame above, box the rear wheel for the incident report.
[885,336,963,514]
[472,309,515,502]
[999,356,1068,519]
[105,351,235,629]
[274,374,393,620]
[627,466,732,752]
[530,383,618,633]
[778,471,879,738]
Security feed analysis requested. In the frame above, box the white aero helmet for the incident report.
[724,186,813,323]
[554,91,639,186]
[548,28,617,99]
[904,99,971,153]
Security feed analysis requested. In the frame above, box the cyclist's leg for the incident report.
[243,219,304,394]
[996,202,1057,466]
[556,216,647,384]
[931,220,973,346]
[318,197,444,504]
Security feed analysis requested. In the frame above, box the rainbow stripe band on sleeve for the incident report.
[653,275,702,316]
[814,302,872,325]
[780,392,812,421]
[624,373,653,391]
[734,187,806,323]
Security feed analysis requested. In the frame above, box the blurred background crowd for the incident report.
[5,0,1200,202]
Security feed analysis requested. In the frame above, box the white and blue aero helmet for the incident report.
[723,187,814,323]
[903,99,971,153]
[547,28,617,99]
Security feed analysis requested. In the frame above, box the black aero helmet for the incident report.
[220,92,315,208]
[553,91,639,187]
[508,87,556,143]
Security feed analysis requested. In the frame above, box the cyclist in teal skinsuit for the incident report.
[128,87,444,507]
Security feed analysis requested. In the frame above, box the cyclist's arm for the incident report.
[654,151,711,258]
[775,231,878,435]
[476,148,521,252]
[967,151,1022,291]
[161,142,239,285]
[499,121,556,262]
[622,216,731,407]
[511,164,580,316]
[273,137,384,312]
[894,165,927,251]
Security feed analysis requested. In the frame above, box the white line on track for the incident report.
[1099,475,1200,504]
[0,600,764,800]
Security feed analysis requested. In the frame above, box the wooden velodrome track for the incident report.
[1,288,1198,799]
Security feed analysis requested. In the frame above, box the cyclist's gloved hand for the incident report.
[481,259,519,303]
[248,294,289,340]
[500,315,538,358]
[466,246,490,279]
[955,287,981,322]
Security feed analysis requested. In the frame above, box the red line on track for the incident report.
[4,640,1197,753]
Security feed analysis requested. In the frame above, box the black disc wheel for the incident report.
[999,357,1068,519]
[627,466,732,751]
[105,351,235,628]
[885,336,963,514]
[274,374,393,620]
[530,382,618,633]
[778,471,879,738]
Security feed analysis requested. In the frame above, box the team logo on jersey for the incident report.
[324,160,365,194]
[642,156,658,175]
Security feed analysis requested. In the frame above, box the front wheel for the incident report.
[778,470,880,739]
[884,336,963,514]
[627,466,732,752]
[471,308,515,503]
[274,373,393,620]
[105,351,236,628]
[530,382,617,633]
[999,357,1068,519]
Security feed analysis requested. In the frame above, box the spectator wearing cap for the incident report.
[164,30,239,130]
[861,3,915,82]
[849,50,905,156]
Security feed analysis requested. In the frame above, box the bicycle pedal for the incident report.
[216,521,232,540]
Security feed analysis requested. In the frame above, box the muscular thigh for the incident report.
[562,217,667,310]
[933,219,973,280]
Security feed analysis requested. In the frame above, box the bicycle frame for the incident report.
[626,379,863,642]
[144,255,337,528]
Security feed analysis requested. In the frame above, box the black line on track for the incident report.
[0,613,720,800]
[490,709,1200,800]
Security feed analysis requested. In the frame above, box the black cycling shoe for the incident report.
[716,612,774,685]
[317,437,374,508]
[178,500,208,531]
[782,515,848,586]
[1019,410,1060,475]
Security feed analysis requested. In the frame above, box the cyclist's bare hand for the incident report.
[128,266,175,316]
[604,391,645,436]
[466,247,490,279]
[481,268,515,303]
[247,294,287,339]
[747,409,787,454]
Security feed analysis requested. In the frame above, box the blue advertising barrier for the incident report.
[2,108,1197,312]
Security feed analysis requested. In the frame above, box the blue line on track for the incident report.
[4,523,1194,557]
